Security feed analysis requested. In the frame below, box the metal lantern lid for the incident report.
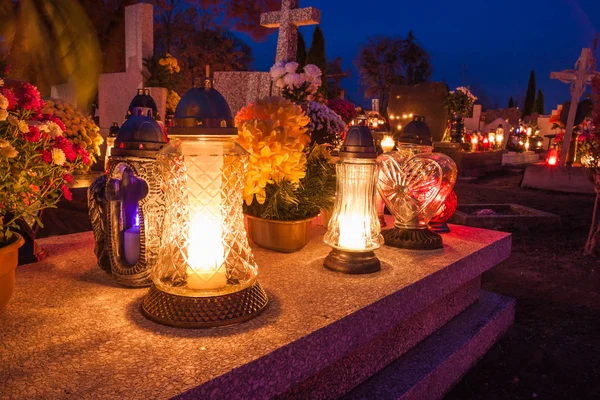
[399,115,432,146]
[169,67,237,137]
[340,126,378,159]
[112,115,167,157]
[108,122,120,138]
[127,88,158,119]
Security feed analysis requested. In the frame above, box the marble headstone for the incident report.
[388,82,449,142]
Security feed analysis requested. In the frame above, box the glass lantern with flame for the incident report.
[141,74,268,328]
[378,117,457,250]
[323,126,383,274]
[101,89,168,287]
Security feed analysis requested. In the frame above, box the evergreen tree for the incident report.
[522,70,536,117]
[296,32,307,67]
[508,96,515,108]
[534,89,545,115]
[306,26,327,96]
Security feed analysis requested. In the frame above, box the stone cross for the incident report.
[260,0,321,63]
[550,48,597,166]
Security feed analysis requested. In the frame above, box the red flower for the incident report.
[54,136,77,162]
[25,125,41,142]
[4,80,45,113]
[61,184,72,201]
[0,87,18,110]
[41,150,52,164]
[63,173,74,183]
[73,144,90,165]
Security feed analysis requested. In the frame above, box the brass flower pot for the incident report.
[0,233,25,315]
[245,215,315,253]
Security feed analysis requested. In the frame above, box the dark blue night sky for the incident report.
[239,0,600,112]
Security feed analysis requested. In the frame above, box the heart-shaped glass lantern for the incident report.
[377,144,457,249]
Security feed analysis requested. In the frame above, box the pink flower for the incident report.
[24,125,41,142]
[63,173,74,183]
[61,184,72,201]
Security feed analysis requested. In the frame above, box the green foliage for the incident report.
[522,70,536,117]
[143,55,172,89]
[306,26,327,97]
[508,96,515,108]
[244,144,336,221]
[297,32,307,68]
[355,33,431,115]
[534,89,545,115]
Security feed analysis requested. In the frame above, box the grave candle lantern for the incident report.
[104,122,120,171]
[142,72,268,328]
[104,113,167,287]
[323,126,383,274]
[378,117,457,250]
[496,125,505,149]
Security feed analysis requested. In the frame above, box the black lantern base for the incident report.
[141,281,269,328]
[428,221,451,233]
[383,227,443,250]
[323,248,380,274]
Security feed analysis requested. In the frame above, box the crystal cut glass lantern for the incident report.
[377,137,457,250]
[142,73,268,328]
[323,126,383,274]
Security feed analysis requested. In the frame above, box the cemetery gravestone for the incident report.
[550,48,596,166]
[388,82,449,142]
[215,0,321,117]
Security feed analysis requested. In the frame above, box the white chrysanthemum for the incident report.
[303,64,322,78]
[17,120,29,133]
[270,65,286,80]
[0,94,8,109]
[275,78,286,89]
[0,109,8,121]
[45,121,64,138]
[284,73,301,87]
[284,61,299,74]
[51,148,66,166]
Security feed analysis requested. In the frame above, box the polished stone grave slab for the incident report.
[521,163,595,194]
[0,223,512,399]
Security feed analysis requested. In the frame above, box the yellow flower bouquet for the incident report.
[235,97,336,221]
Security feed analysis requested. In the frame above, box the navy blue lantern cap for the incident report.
[127,88,159,119]
[112,115,167,157]
[169,67,237,137]
[399,115,432,146]
[340,126,378,159]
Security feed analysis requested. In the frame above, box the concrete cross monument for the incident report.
[97,3,167,133]
[260,0,321,63]
[550,48,597,166]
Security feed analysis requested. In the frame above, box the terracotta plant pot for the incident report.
[0,233,25,315]
[246,215,315,253]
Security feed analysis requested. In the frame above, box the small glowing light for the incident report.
[397,124,402,130]
[390,115,395,120]
[527,127,532,136]
[408,113,413,118]
[402,114,408,119]
[381,135,395,153]
[537,141,542,147]
[471,136,478,144]
[496,134,504,145]
[519,140,524,145]
[548,156,557,165]
[134,213,140,227]
[489,133,496,143]
[524,141,530,150]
